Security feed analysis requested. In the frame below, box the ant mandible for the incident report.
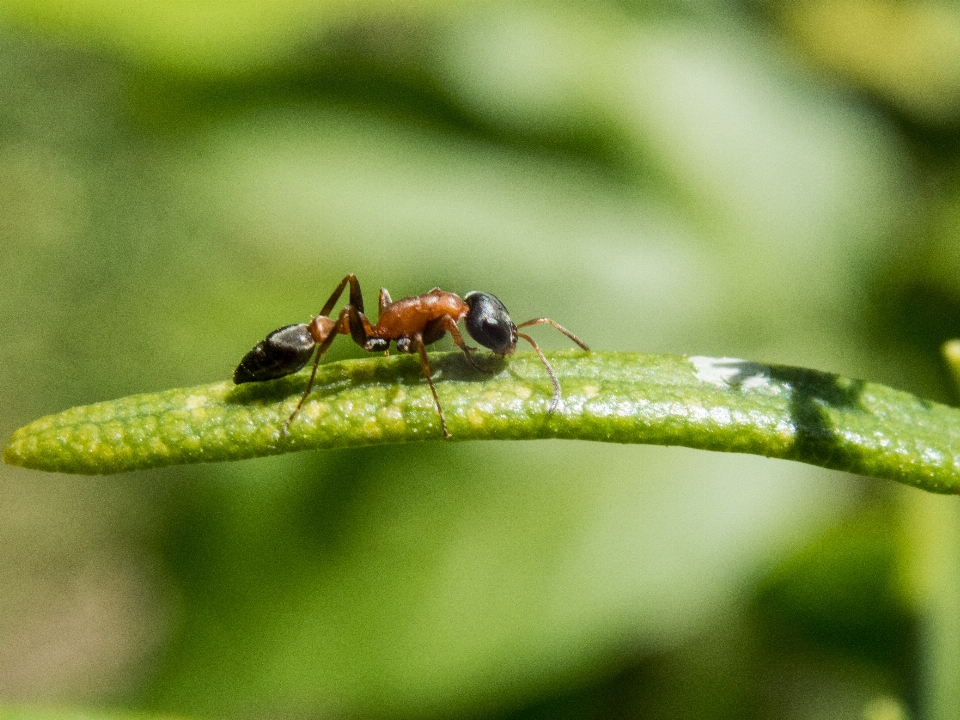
[233,274,590,438]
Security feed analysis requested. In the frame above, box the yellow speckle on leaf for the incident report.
[363,416,383,439]
[301,402,330,423]
[184,394,207,409]
[377,406,406,434]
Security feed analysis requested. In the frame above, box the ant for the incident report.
[233,274,589,438]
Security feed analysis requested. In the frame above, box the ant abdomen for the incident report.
[234,323,316,384]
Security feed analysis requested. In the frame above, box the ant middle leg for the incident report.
[412,333,450,439]
[378,287,392,315]
[346,305,389,352]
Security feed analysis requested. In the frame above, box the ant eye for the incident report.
[464,291,517,354]
[234,323,316,384]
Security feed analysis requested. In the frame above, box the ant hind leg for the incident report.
[319,274,366,317]
[284,308,350,434]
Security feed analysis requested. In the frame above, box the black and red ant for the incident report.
[233,274,589,437]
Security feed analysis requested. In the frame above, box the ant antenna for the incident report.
[516,332,562,413]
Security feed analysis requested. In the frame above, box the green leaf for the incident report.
[5,351,960,493]
[0,709,190,720]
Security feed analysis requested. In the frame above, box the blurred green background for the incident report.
[3,0,960,718]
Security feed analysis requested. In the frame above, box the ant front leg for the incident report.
[412,333,450,439]
[434,315,492,374]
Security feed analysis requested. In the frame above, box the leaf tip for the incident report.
[3,426,33,469]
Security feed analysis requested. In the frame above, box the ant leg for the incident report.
[437,316,491,374]
[516,332,562,413]
[413,333,450,439]
[346,305,388,352]
[379,287,392,316]
[515,318,590,351]
[319,274,366,317]
[285,308,351,433]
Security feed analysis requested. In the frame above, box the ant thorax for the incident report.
[374,292,469,339]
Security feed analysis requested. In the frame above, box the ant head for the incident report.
[234,323,316,384]
[464,291,518,355]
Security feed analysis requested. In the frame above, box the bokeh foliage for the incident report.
[3,1,960,718]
